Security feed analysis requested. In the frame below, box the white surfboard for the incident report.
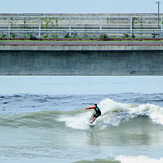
[88,122,95,127]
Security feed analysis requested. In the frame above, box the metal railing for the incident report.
[0,16,162,38]
[0,29,162,38]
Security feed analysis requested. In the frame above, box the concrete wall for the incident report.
[0,50,162,76]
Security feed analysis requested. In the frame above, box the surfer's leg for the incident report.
[90,119,95,124]
[91,117,96,123]
[90,114,96,123]
[90,113,101,123]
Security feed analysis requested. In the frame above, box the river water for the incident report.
[0,76,163,163]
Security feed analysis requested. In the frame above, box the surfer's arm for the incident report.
[86,106,95,110]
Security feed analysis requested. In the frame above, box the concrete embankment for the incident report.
[0,41,163,76]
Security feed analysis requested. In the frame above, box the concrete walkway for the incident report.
[1,41,163,46]
[1,41,163,51]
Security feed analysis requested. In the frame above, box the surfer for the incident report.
[86,104,101,124]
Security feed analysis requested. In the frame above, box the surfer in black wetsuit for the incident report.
[86,104,101,124]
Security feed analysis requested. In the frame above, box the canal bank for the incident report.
[0,41,163,76]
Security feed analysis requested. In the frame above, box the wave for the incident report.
[0,111,63,128]
[58,98,163,130]
[0,98,163,130]
[74,156,163,163]
[99,98,163,126]
[116,155,163,163]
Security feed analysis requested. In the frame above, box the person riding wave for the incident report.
[86,104,101,124]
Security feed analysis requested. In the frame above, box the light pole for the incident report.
[156,1,160,37]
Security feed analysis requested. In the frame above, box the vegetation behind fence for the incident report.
[0,13,163,40]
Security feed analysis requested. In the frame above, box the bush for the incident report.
[99,33,109,41]
[131,34,135,38]
[11,33,17,39]
[1,34,6,39]
[123,33,129,38]
[64,33,70,38]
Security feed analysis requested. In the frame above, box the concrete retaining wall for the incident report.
[0,50,162,76]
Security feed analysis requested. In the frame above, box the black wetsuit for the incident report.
[94,107,101,118]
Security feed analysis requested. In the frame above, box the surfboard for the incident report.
[88,122,95,127]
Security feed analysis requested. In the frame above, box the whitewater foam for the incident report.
[116,155,163,163]
[58,111,93,130]
[58,98,163,130]
[100,98,163,126]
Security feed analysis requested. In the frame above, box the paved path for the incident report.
[1,41,163,46]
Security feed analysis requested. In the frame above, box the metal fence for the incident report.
[0,16,162,38]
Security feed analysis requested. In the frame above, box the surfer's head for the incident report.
[94,104,97,107]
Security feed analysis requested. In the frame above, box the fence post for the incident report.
[69,17,72,36]
[130,17,133,37]
[8,17,11,38]
[161,17,162,38]
[100,17,102,34]
[39,17,41,38]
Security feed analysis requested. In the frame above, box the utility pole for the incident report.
[156,1,160,37]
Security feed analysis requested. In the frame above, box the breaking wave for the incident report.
[59,98,163,130]
[0,98,163,130]
[116,155,163,163]
[74,155,163,163]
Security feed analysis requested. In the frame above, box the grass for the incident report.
[0,37,163,42]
